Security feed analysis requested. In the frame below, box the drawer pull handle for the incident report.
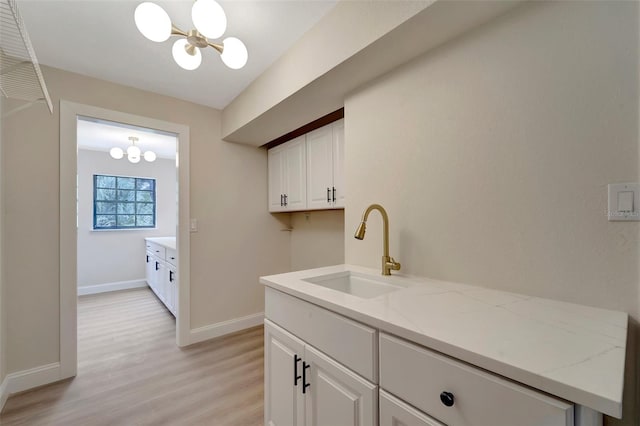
[146,255,149,263]
[440,391,454,407]
[169,271,174,282]
[302,362,310,394]
[294,355,302,386]
[332,186,336,203]
[327,187,331,203]
[155,261,159,271]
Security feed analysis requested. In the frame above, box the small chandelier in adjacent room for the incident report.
[134,0,248,71]
[110,136,156,163]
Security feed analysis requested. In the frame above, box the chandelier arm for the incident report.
[207,42,224,54]
[171,24,188,38]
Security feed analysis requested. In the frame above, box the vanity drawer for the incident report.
[379,333,573,426]
[166,248,177,266]
[146,241,166,260]
[265,287,377,382]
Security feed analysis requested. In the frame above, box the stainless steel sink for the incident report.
[302,271,403,298]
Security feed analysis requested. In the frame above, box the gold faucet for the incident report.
[354,204,401,276]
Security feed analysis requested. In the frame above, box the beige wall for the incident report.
[290,210,344,271]
[2,66,290,373]
[222,0,431,143]
[344,1,638,423]
[77,149,176,288]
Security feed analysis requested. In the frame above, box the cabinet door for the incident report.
[380,390,446,426]
[268,146,286,212]
[332,120,345,208]
[166,266,177,316]
[304,344,377,426]
[306,126,334,210]
[284,136,307,211]
[145,251,155,289]
[154,260,166,303]
[265,320,306,426]
[169,267,178,316]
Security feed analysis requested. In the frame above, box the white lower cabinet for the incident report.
[265,320,306,426]
[265,319,377,426]
[145,240,178,317]
[265,288,578,426]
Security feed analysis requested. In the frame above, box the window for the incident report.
[93,174,156,229]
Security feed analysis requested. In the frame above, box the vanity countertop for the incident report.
[145,236,176,250]
[260,264,628,418]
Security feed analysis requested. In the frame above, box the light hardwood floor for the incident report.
[0,288,264,426]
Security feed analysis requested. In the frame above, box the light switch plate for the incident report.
[608,183,640,221]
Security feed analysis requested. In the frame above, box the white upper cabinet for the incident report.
[331,120,345,208]
[268,136,307,212]
[268,119,344,213]
[306,125,334,210]
[268,146,286,212]
[285,137,307,211]
[306,120,345,210]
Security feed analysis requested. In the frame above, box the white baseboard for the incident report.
[0,375,8,412]
[0,362,61,411]
[189,312,264,345]
[78,279,147,296]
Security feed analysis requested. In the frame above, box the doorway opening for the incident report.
[60,101,191,380]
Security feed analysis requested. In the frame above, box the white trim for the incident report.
[189,313,264,345]
[60,100,191,379]
[78,279,148,296]
[0,375,8,412]
[0,363,61,411]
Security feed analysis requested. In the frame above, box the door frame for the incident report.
[59,100,191,379]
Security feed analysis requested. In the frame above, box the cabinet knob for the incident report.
[440,391,454,407]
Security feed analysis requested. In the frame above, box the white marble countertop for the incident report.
[260,264,628,418]
[145,236,176,250]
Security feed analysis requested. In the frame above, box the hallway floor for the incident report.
[0,288,264,425]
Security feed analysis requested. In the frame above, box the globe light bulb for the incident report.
[144,151,157,162]
[220,37,248,69]
[127,145,141,163]
[110,147,124,160]
[192,0,227,39]
[172,39,202,70]
[134,2,172,42]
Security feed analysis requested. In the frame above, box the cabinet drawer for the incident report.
[146,241,166,260]
[380,390,445,426]
[166,248,177,266]
[265,287,377,382]
[379,333,573,426]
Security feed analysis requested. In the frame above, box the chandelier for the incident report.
[134,0,248,71]
[110,137,157,163]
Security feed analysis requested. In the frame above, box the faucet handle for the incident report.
[388,257,401,271]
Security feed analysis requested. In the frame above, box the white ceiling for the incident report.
[77,117,178,159]
[17,0,337,109]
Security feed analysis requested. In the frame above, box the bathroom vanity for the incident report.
[145,237,178,316]
[261,265,627,426]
